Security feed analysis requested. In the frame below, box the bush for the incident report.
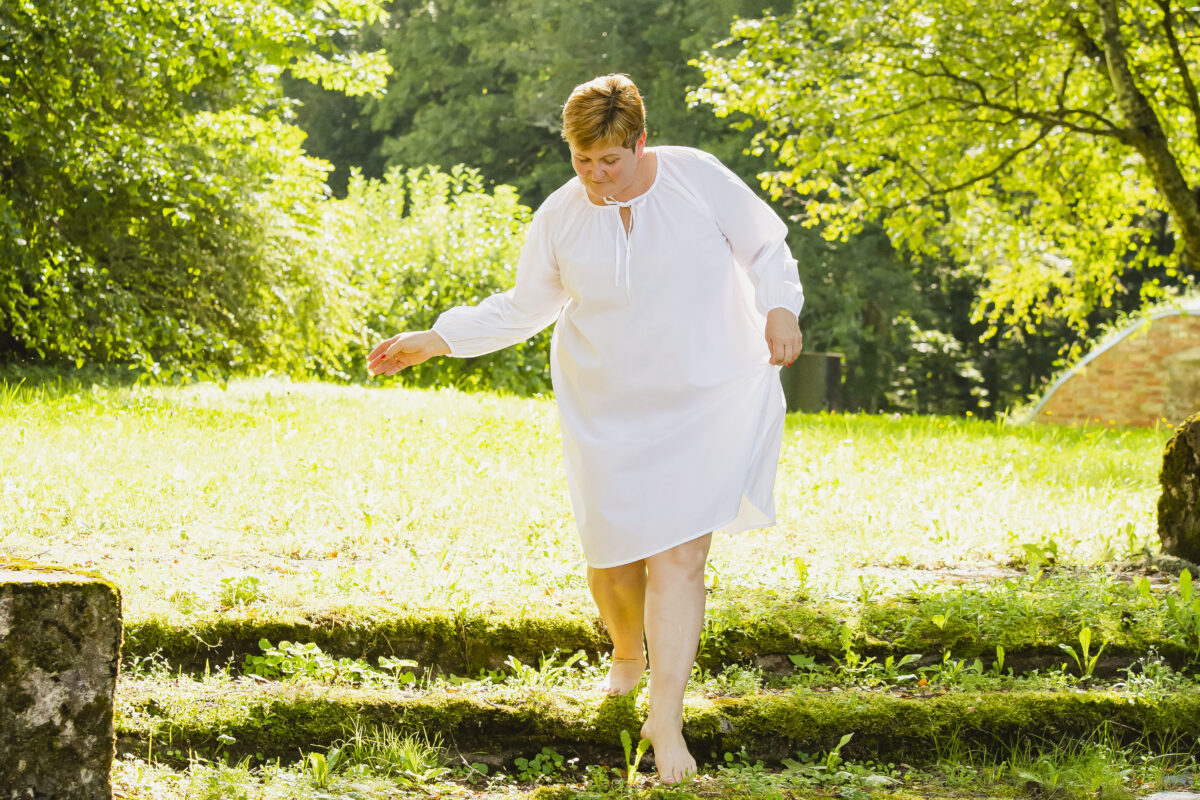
[332,165,551,394]
[0,0,386,381]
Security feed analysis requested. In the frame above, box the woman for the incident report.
[368,74,803,784]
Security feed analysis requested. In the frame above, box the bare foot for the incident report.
[641,719,697,785]
[598,655,646,696]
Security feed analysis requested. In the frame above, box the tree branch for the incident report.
[1096,0,1200,265]
[1066,13,1106,64]
[889,61,1123,136]
[1154,0,1200,149]
[890,124,1053,210]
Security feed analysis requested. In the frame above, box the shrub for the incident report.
[332,165,551,394]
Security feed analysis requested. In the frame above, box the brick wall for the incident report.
[1034,313,1200,427]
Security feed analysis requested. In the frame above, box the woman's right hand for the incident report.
[367,331,451,376]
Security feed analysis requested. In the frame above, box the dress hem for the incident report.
[583,494,776,569]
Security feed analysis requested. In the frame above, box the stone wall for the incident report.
[0,565,122,800]
[1033,313,1200,427]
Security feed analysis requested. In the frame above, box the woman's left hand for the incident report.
[765,308,803,367]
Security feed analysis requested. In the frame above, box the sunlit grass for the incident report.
[0,377,1168,623]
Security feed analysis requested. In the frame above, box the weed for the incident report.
[834,625,878,680]
[920,650,970,685]
[1059,626,1107,680]
[323,721,449,785]
[694,663,763,696]
[514,746,575,784]
[620,729,651,787]
[1166,569,1200,657]
[990,644,1008,677]
[787,653,819,673]
[1021,539,1060,570]
[168,589,202,615]
[242,639,418,687]
[1005,732,1136,800]
[185,757,256,800]
[503,649,589,689]
[1120,655,1181,703]
[304,750,338,789]
[122,650,173,681]
[879,652,923,682]
[218,576,265,608]
[791,556,810,595]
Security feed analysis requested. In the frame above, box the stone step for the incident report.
[121,578,1200,679]
[113,673,1200,770]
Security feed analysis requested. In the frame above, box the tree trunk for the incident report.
[1096,0,1200,267]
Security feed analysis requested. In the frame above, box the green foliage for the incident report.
[242,639,418,687]
[286,0,1084,412]
[501,650,590,689]
[1059,627,1108,680]
[304,723,449,786]
[514,747,574,784]
[1006,733,1138,800]
[217,576,266,609]
[0,0,387,378]
[1165,569,1200,657]
[331,165,551,393]
[619,729,651,787]
[694,0,1199,339]
[298,0,795,205]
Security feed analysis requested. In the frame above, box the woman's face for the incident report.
[570,133,646,201]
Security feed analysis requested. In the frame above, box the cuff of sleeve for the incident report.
[430,318,461,358]
[758,284,805,318]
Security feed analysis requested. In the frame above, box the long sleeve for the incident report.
[687,150,804,317]
[431,204,569,358]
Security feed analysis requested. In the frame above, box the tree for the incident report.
[693,0,1199,338]
[293,0,794,205]
[0,0,389,377]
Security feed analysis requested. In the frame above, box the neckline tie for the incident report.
[603,195,645,301]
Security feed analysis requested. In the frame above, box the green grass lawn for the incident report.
[3,375,1193,800]
[0,376,1169,626]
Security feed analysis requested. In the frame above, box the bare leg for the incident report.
[587,560,647,695]
[641,534,711,784]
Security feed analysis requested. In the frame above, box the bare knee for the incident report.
[588,561,646,593]
[647,534,711,583]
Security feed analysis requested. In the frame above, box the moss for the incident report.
[701,591,843,667]
[1159,413,1200,563]
[120,569,1200,682]
[0,556,123,600]
[123,605,608,677]
[113,676,1200,768]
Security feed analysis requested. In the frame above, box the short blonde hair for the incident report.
[562,74,645,151]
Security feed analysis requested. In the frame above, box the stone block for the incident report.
[1160,414,1200,564]
[0,565,121,800]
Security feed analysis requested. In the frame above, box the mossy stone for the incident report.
[1159,413,1200,564]
[0,565,122,800]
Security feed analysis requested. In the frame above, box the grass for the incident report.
[0,376,1169,628]
[2,375,1192,798]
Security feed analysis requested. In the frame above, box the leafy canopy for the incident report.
[694,0,1200,336]
[0,0,389,377]
[296,0,793,203]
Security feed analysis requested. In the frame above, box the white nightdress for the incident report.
[432,146,804,567]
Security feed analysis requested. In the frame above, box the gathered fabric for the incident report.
[433,146,804,567]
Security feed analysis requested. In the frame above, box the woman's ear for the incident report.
[635,132,646,157]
